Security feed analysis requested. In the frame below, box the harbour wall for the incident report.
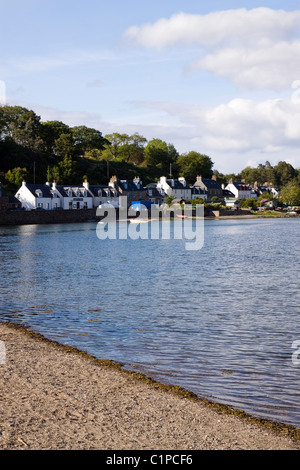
[0,207,253,227]
[0,208,100,226]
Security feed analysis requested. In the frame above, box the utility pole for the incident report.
[170,163,172,178]
[33,161,36,184]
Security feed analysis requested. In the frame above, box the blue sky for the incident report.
[1,0,300,173]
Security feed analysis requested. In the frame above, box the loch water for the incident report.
[0,217,299,427]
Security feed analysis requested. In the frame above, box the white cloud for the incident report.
[124,8,300,48]
[189,40,300,90]
[134,96,300,155]
[124,8,300,90]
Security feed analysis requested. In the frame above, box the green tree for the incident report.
[41,120,71,156]
[0,106,44,152]
[177,151,213,184]
[280,184,300,205]
[165,194,175,206]
[71,125,108,155]
[144,139,178,173]
[84,148,103,160]
[5,167,28,188]
[58,155,76,183]
[192,197,205,205]
[54,133,75,159]
[274,161,296,188]
[102,132,147,164]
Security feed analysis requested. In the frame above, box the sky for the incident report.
[1,0,300,174]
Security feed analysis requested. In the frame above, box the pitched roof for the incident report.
[195,178,221,189]
[166,179,190,189]
[25,184,53,198]
[112,179,145,192]
[223,189,235,198]
[55,185,92,197]
[88,185,119,197]
[231,182,250,190]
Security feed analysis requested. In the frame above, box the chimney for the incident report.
[52,181,57,190]
[83,179,89,189]
[178,176,186,186]
[22,181,26,186]
[45,182,50,186]
[212,174,217,181]
[133,176,142,188]
[229,178,233,184]
[109,175,118,188]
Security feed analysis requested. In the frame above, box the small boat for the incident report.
[176,214,188,219]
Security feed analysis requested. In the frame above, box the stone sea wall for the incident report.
[0,207,253,227]
[0,209,99,226]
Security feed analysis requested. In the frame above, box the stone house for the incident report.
[193,176,223,201]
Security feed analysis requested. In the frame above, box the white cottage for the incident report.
[157,176,192,200]
[83,180,119,208]
[15,182,54,210]
[51,182,93,209]
[225,179,255,200]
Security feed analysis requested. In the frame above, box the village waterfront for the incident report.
[0,217,299,428]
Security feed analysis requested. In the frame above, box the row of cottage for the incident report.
[13,175,278,211]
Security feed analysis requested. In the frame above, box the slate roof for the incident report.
[112,179,144,192]
[25,184,53,198]
[223,189,236,198]
[194,178,222,189]
[231,182,250,190]
[166,179,190,189]
[202,179,221,189]
[55,185,92,197]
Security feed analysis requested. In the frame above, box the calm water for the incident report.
[0,218,299,427]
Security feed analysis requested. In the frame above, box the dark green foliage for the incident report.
[0,105,299,199]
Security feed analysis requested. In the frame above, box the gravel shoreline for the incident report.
[0,321,299,450]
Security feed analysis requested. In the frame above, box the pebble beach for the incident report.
[0,321,299,451]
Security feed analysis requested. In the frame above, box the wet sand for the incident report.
[0,321,299,450]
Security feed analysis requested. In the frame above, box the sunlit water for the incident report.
[0,218,299,427]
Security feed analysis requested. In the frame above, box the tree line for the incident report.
[0,105,299,204]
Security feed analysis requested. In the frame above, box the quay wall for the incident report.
[0,207,253,227]
[0,209,100,226]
